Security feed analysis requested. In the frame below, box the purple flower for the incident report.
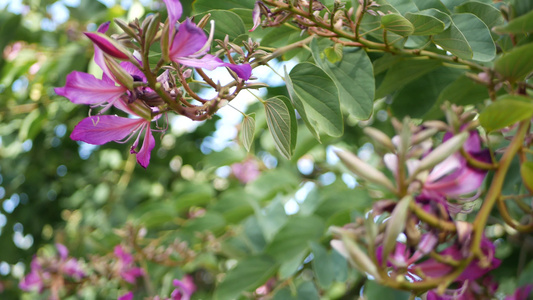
[84,31,130,60]
[424,130,491,198]
[250,1,262,32]
[231,159,260,183]
[162,0,252,80]
[171,275,196,300]
[19,257,47,293]
[114,245,144,284]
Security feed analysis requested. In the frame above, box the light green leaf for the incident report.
[264,97,296,159]
[309,39,374,120]
[214,255,278,300]
[494,9,533,34]
[381,14,415,36]
[279,250,307,279]
[520,161,533,191]
[241,113,255,152]
[286,62,343,138]
[494,43,533,83]
[365,280,411,300]
[412,0,450,13]
[452,13,496,62]
[479,95,533,132]
[455,1,505,28]
[417,8,452,28]
[265,215,325,264]
[405,12,446,35]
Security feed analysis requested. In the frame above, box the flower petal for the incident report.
[225,63,252,80]
[250,1,262,32]
[56,243,69,260]
[70,115,144,145]
[84,32,130,60]
[55,71,126,105]
[169,19,207,59]
[163,0,183,29]
[135,124,155,168]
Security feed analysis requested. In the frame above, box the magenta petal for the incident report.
[56,243,69,260]
[176,54,225,70]
[169,19,208,59]
[225,63,252,80]
[121,267,144,284]
[136,125,155,168]
[114,245,134,264]
[55,71,126,105]
[84,32,129,60]
[97,21,110,33]
[163,0,183,29]
[120,61,145,81]
[70,115,144,145]
[19,271,44,292]
[118,292,134,300]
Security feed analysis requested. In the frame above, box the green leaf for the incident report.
[196,10,246,41]
[265,215,325,264]
[494,43,533,83]
[455,1,505,29]
[214,255,278,300]
[376,59,442,98]
[405,12,446,35]
[424,74,489,120]
[309,39,374,120]
[417,8,452,28]
[279,250,307,279]
[264,96,296,159]
[310,242,335,289]
[286,62,342,139]
[520,161,533,191]
[433,16,472,60]
[381,14,415,36]
[479,95,533,132]
[241,113,255,152]
[452,13,496,62]
[494,9,533,34]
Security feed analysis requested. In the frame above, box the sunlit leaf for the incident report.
[494,43,533,83]
[264,97,296,159]
[494,9,533,34]
[479,95,533,132]
[455,1,505,28]
[381,14,415,36]
[405,12,446,35]
[452,13,495,62]
[241,113,255,152]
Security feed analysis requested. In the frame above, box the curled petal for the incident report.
[70,115,144,145]
[97,21,110,33]
[54,71,126,106]
[174,54,225,70]
[169,19,207,59]
[250,1,262,32]
[135,125,155,168]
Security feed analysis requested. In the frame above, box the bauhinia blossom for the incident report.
[162,0,252,80]
[170,275,196,300]
[113,245,144,284]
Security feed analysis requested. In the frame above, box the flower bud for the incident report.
[337,236,381,280]
[411,128,438,145]
[84,32,131,60]
[382,195,411,264]
[335,149,396,192]
[363,127,395,152]
[143,13,161,52]
[115,18,138,40]
[104,56,134,90]
[413,131,468,176]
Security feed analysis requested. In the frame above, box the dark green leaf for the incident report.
[364,280,411,299]
[310,242,335,289]
[452,13,496,61]
[433,16,472,60]
[479,95,533,132]
[193,0,256,14]
[214,255,278,300]
[455,1,505,28]
[195,10,246,41]
[494,9,533,34]
[376,59,441,98]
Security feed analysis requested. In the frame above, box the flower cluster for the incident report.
[19,243,85,300]
[330,107,533,299]
[55,0,255,168]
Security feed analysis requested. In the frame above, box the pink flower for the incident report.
[114,245,144,284]
[506,285,533,300]
[171,275,196,300]
[118,292,134,300]
[19,257,47,293]
[231,159,260,183]
[162,0,252,80]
